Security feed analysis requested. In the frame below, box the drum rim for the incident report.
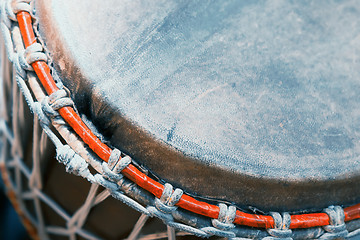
[2,0,360,238]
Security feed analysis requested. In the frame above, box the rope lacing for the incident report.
[321,206,348,239]
[264,212,292,240]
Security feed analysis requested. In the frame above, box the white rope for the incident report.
[126,214,150,240]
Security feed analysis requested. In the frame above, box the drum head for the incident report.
[35,0,360,212]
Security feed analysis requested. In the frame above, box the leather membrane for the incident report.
[36,0,360,212]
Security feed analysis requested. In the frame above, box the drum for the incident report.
[1,0,360,239]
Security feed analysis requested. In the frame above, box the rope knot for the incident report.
[146,183,183,223]
[264,212,292,240]
[102,149,131,182]
[9,0,32,17]
[48,89,74,110]
[154,183,183,214]
[5,0,31,21]
[41,89,74,124]
[212,203,236,231]
[41,96,59,119]
[56,145,95,183]
[94,174,119,192]
[4,0,16,22]
[18,42,47,71]
[201,204,237,238]
[320,206,348,239]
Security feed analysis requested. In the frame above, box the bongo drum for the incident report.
[1,0,360,239]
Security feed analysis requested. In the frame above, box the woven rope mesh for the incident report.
[1,0,360,240]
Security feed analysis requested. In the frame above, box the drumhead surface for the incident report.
[36,0,360,212]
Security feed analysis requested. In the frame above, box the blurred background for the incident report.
[0,165,31,240]
[0,39,30,239]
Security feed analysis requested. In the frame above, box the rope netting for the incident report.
[1,0,360,239]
